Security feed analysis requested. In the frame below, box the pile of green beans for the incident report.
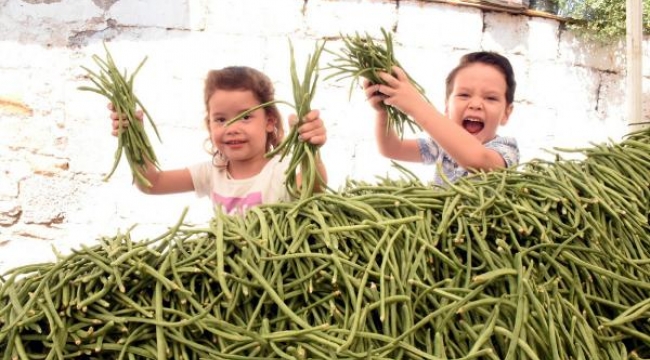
[325,28,428,139]
[2,127,650,359]
[78,42,161,188]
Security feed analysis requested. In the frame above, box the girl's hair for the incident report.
[445,51,517,105]
[203,66,285,154]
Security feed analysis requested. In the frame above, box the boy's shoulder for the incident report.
[489,135,518,147]
[487,135,519,166]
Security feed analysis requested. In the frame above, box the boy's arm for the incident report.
[376,68,509,172]
[410,105,508,171]
[364,79,421,162]
[373,110,422,162]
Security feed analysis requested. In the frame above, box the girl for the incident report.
[110,66,328,214]
[364,51,519,185]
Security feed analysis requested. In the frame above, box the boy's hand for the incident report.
[375,66,426,115]
[363,79,388,113]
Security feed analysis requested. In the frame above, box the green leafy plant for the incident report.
[529,0,559,13]
[558,0,650,42]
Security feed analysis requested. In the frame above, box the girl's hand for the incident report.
[108,102,143,137]
[290,109,327,146]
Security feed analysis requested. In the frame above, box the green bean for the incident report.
[339,225,399,352]
[211,213,233,301]
[472,268,518,285]
[466,304,499,356]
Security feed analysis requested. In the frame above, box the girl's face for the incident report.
[445,63,513,144]
[207,89,276,167]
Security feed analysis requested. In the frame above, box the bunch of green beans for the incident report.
[228,40,327,200]
[3,127,650,359]
[266,40,327,200]
[78,42,161,188]
[325,28,428,139]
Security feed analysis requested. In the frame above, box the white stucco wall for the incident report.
[1,0,649,272]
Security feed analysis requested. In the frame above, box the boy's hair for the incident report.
[203,66,284,151]
[445,51,516,105]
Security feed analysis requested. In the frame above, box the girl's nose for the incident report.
[224,122,241,133]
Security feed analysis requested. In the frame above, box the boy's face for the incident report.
[445,63,513,144]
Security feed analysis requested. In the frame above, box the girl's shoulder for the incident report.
[265,154,290,169]
[260,155,291,179]
[188,160,220,176]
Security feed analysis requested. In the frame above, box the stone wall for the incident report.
[0,0,649,272]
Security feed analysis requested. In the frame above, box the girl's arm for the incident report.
[109,103,195,194]
[134,165,195,194]
[294,109,328,191]
[310,152,328,192]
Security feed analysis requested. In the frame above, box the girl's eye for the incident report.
[211,117,227,126]
[240,114,253,123]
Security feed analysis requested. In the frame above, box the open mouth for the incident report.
[462,118,484,134]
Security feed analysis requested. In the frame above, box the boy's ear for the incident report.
[500,104,514,125]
